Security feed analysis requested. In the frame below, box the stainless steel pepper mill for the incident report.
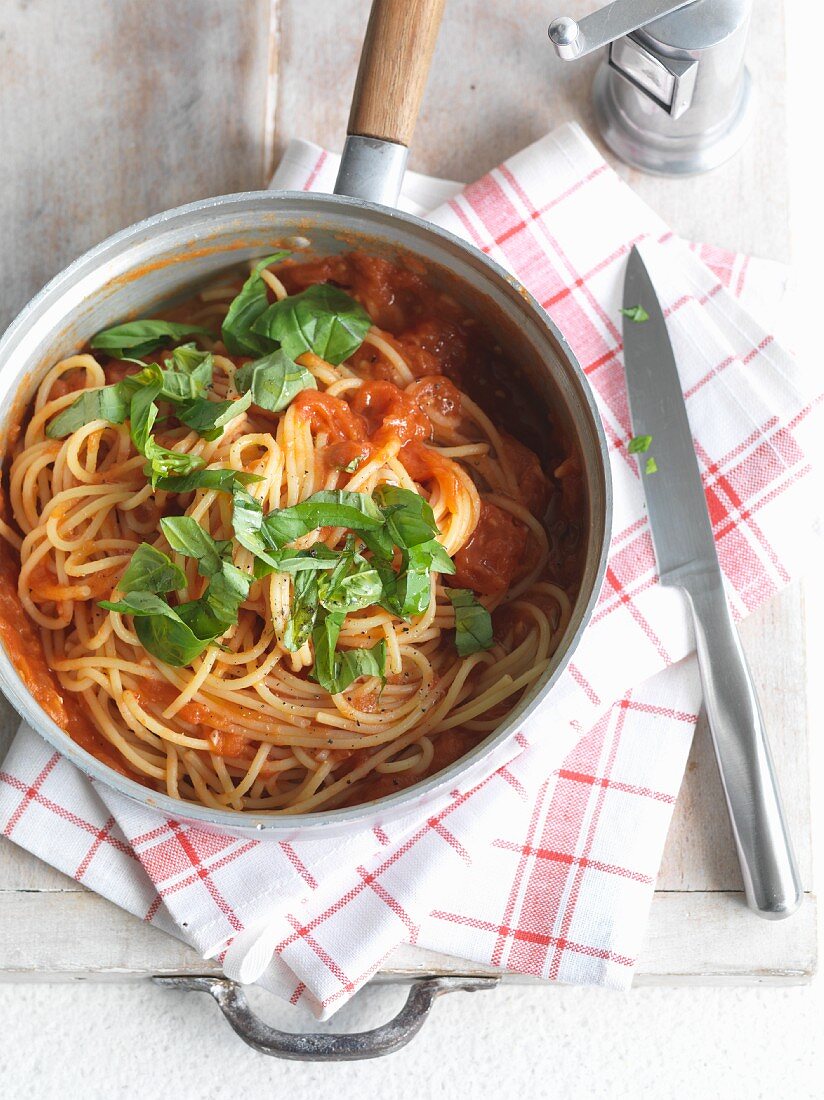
[548,0,755,175]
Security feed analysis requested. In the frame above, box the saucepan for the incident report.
[0,0,611,841]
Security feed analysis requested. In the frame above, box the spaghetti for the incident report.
[0,251,582,813]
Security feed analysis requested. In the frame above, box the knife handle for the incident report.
[683,574,802,919]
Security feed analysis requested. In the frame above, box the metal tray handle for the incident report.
[153,975,499,1060]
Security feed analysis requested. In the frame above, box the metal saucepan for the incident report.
[0,0,611,839]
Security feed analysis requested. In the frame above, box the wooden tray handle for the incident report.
[347,0,446,148]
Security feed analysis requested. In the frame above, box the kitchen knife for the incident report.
[621,245,802,919]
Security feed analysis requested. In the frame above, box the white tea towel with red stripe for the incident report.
[1,123,819,1018]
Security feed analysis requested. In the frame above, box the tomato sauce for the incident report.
[0,545,136,778]
[290,390,367,443]
[348,380,431,449]
[399,441,463,512]
[499,431,551,518]
[452,501,528,596]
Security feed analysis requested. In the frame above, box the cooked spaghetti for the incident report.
[0,251,582,813]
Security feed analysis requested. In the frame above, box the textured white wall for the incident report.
[0,5,821,1098]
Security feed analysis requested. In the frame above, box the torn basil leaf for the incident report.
[160,516,230,577]
[90,320,210,359]
[373,485,439,549]
[177,389,252,440]
[128,370,162,454]
[283,570,320,652]
[231,489,283,569]
[157,348,214,401]
[628,434,653,454]
[98,591,215,667]
[45,383,131,439]
[251,545,340,581]
[447,588,494,656]
[287,489,384,535]
[246,489,385,561]
[620,305,649,324]
[154,467,263,495]
[203,562,253,626]
[315,539,381,615]
[397,539,456,618]
[133,610,215,667]
[234,349,316,412]
[253,284,371,366]
[221,252,290,357]
[142,438,204,488]
[321,564,384,614]
[310,611,386,694]
[117,544,186,595]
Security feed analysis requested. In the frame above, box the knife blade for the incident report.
[622,245,801,919]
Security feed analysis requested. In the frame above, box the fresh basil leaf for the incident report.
[160,516,229,577]
[90,320,210,359]
[251,545,341,580]
[204,562,253,626]
[258,508,312,550]
[128,369,162,454]
[234,349,316,412]
[332,641,386,692]
[231,488,283,569]
[291,489,384,534]
[359,524,396,564]
[283,570,320,653]
[402,541,455,612]
[310,611,344,688]
[447,588,494,656]
[221,252,290,357]
[320,536,358,589]
[310,612,386,693]
[45,383,131,439]
[373,485,438,548]
[165,343,213,375]
[154,467,263,495]
[118,543,186,595]
[100,592,213,666]
[143,439,205,487]
[235,488,385,573]
[99,591,178,617]
[158,350,214,402]
[257,490,383,553]
[134,611,214,667]
[416,539,456,576]
[380,541,454,620]
[620,305,649,324]
[396,541,452,617]
[177,390,252,440]
[645,455,658,475]
[253,284,371,366]
[173,599,226,642]
[628,434,653,454]
[321,564,383,614]
[394,565,431,618]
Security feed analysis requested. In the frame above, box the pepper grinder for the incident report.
[548,0,755,175]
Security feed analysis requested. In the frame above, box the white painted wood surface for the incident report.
[0,0,814,985]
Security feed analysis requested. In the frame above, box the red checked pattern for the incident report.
[0,124,819,1020]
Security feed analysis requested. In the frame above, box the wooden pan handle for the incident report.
[347,0,446,148]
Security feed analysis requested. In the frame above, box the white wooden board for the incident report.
[0,0,814,987]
